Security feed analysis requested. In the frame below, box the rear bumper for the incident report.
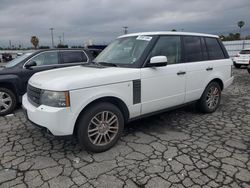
[234,60,249,65]
[224,76,234,89]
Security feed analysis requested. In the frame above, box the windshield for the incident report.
[94,36,152,66]
[5,52,33,68]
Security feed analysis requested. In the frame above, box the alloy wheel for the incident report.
[88,111,119,146]
[0,91,12,113]
[206,86,220,110]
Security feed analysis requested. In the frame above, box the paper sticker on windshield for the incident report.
[136,36,152,41]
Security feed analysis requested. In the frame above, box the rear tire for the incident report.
[77,102,124,152]
[234,64,241,69]
[0,87,17,116]
[197,82,221,113]
[248,69,250,74]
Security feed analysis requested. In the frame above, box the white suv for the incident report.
[23,32,234,152]
[233,48,250,68]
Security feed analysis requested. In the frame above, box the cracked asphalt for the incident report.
[0,68,250,188]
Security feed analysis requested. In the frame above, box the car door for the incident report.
[184,36,210,102]
[20,51,60,94]
[140,35,186,115]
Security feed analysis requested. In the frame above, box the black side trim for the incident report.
[133,80,141,104]
[128,101,197,122]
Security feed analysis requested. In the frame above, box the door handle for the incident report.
[206,67,213,71]
[177,71,186,75]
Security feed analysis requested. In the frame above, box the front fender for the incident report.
[69,81,133,128]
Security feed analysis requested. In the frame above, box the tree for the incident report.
[237,21,245,38]
[30,36,39,48]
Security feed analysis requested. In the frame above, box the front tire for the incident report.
[0,88,17,116]
[77,102,124,152]
[197,82,221,113]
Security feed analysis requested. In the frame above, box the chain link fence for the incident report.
[223,40,250,57]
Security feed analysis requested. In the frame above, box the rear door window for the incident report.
[61,51,88,64]
[183,36,203,62]
[205,38,225,60]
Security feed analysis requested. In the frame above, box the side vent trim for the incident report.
[133,79,141,104]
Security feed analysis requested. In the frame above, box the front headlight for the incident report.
[40,90,70,107]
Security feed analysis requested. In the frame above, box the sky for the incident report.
[0,0,249,48]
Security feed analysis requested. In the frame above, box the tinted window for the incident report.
[183,36,203,62]
[61,51,87,64]
[240,50,250,54]
[29,51,58,66]
[151,36,181,64]
[205,38,225,60]
[201,37,209,60]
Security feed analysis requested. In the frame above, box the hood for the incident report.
[29,65,140,91]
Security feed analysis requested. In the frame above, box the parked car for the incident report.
[87,48,103,58]
[2,53,13,62]
[0,49,93,115]
[233,48,250,68]
[23,32,234,152]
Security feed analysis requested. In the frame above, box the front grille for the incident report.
[27,84,42,107]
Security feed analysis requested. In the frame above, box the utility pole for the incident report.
[49,28,54,48]
[9,40,12,49]
[62,32,65,45]
[58,36,62,45]
[123,26,128,34]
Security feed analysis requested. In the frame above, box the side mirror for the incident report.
[25,61,37,69]
[149,56,168,67]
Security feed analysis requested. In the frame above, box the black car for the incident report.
[0,49,93,115]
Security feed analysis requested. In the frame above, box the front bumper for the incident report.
[22,94,75,136]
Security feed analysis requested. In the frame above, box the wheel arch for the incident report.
[207,78,224,91]
[0,75,21,102]
[73,96,130,135]
[0,82,18,97]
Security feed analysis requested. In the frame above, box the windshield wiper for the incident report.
[98,62,119,67]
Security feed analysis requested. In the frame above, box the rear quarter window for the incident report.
[205,38,225,60]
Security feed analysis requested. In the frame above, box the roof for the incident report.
[118,31,218,38]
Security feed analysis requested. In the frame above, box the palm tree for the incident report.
[31,36,39,49]
[237,21,245,38]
